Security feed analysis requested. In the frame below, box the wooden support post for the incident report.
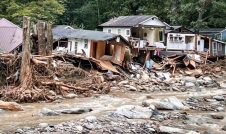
[20,16,31,84]
[37,20,46,56]
[46,23,53,56]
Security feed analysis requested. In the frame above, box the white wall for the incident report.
[140,17,166,27]
[103,27,131,40]
[166,33,195,50]
[57,38,91,57]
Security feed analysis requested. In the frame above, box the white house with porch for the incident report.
[100,15,166,49]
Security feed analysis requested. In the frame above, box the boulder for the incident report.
[153,101,175,110]
[56,108,92,114]
[41,108,59,116]
[203,77,213,84]
[152,97,187,110]
[213,95,224,101]
[75,125,83,132]
[159,126,189,133]
[222,125,226,131]
[113,105,153,119]
[167,96,186,110]
[85,116,97,123]
[38,123,49,129]
[216,107,225,112]
[211,114,224,119]
[182,76,197,83]
[185,82,195,87]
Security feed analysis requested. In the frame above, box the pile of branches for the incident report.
[0,54,111,103]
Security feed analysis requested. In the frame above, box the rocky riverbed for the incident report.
[1,72,226,134]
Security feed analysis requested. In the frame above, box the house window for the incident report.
[84,39,88,49]
[74,42,78,53]
[159,31,163,41]
[108,29,111,33]
[118,29,121,34]
[126,29,130,36]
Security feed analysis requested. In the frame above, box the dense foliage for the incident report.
[0,0,226,31]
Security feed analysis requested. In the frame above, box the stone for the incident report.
[213,95,225,101]
[113,105,153,119]
[152,97,186,110]
[185,82,195,87]
[167,96,186,110]
[85,116,97,123]
[75,125,83,132]
[203,77,213,84]
[142,73,150,80]
[0,109,4,113]
[216,107,225,112]
[159,126,188,133]
[41,108,59,116]
[219,81,226,88]
[83,123,95,130]
[203,131,213,134]
[211,114,224,119]
[56,108,92,114]
[152,101,175,110]
[182,76,197,83]
[222,125,226,131]
[38,123,49,128]
[64,93,77,99]
[15,129,24,134]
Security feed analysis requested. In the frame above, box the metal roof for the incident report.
[165,26,194,34]
[53,25,131,47]
[200,28,225,33]
[99,15,156,27]
[0,18,23,53]
[53,25,120,41]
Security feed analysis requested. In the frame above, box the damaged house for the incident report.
[165,25,225,58]
[52,25,131,68]
[100,15,166,65]
[100,15,166,49]
[165,26,196,51]
[0,18,23,53]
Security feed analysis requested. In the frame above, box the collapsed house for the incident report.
[52,25,131,72]
[0,18,23,53]
[100,15,166,66]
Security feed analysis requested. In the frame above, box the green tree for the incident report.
[0,0,64,25]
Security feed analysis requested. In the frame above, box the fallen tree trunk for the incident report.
[0,100,23,111]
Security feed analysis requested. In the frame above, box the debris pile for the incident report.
[0,53,112,102]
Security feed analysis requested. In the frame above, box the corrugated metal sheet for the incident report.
[53,25,119,41]
[0,18,22,53]
[99,15,155,27]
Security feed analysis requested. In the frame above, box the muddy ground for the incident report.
[1,60,226,134]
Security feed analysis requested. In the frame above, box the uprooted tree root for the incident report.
[0,56,111,103]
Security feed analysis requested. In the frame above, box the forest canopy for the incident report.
[0,0,226,31]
